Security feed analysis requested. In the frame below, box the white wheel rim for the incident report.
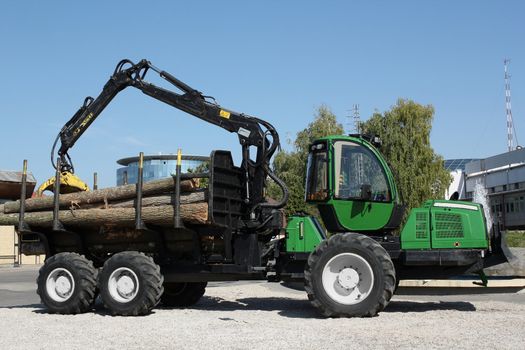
[46,268,75,302]
[321,253,374,305]
[108,267,139,303]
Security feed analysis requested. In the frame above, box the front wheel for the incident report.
[305,233,396,317]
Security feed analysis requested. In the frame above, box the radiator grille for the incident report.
[415,212,428,239]
[434,212,464,238]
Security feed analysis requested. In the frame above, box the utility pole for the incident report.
[504,59,519,151]
[346,104,361,135]
[353,104,361,134]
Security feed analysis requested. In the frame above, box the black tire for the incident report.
[305,233,396,317]
[394,274,401,293]
[37,252,97,314]
[161,282,207,307]
[98,251,164,316]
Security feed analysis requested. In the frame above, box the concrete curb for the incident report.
[399,278,525,288]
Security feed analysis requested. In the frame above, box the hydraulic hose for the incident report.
[50,133,60,170]
[255,165,289,210]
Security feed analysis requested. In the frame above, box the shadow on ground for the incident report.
[186,296,321,318]
[1,296,476,318]
[163,295,477,318]
[0,299,150,317]
[385,300,476,313]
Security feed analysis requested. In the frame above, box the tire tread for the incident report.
[98,251,164,316]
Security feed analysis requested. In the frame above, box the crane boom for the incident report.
[50,59,287,212]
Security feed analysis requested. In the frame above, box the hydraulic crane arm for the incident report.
[51,59,288,211]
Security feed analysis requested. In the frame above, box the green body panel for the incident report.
[328,199,395,231]
[285,216,325,253]
[400,206,432,249]
[401,200,489,250]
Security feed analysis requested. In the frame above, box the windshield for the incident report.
[305,144,328,201]
[334,141,390,202]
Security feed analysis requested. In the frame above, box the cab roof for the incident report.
[313,134,381,148]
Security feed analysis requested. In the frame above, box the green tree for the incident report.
[268,105,344,214]
[361,99,451,221]
[187,161,209,188]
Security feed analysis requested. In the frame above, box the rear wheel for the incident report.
[37,252,97,314]
[161,282,207,307]
[98,251,163,316]
[305,233,395,317]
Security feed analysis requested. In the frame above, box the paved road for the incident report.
[0,266,41,307]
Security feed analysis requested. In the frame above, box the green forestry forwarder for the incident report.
[18,59,504,317]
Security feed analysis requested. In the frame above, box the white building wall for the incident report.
[0,226,44,265]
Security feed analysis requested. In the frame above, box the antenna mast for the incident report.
[345,104,361,134]
[504,59,519,151]
[352,104,361,134]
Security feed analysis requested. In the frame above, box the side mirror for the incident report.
[360,184,372,201]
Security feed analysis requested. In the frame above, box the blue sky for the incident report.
[1,1,524,188]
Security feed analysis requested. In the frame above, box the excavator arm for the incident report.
[46,59,287,213]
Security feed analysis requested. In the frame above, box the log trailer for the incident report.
[16,59,498,317]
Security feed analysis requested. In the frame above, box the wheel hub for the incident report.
[321,252,375,305]
[108,267,139,303]
[116,275,135,297]
[46,268,76,302]
[337,268,359,289]
[55,275,73,297]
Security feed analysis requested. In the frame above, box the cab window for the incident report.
[305,144,328,201]
[333,141,390,202]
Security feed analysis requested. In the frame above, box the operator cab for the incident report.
[305,135,404,234]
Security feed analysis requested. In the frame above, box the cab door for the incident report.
[328,140,396,232]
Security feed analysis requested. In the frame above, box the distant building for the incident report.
[445,148,525,229]
[0,226,44,265]
[464,148,525,229]
[0,170,36,203]
[116,154,209,186]
[0,170,43,265]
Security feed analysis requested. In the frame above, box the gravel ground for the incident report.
[1,281,524,350]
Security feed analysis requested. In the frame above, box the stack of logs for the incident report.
[0,177,209,228]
